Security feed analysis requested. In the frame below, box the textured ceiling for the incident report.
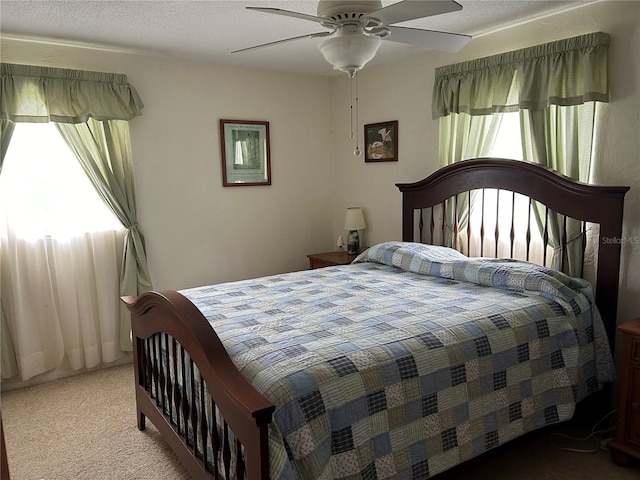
[1,0,594,75]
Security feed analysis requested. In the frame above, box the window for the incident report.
[1,122,127,381]
[0,123,123,241]
[466,113,551,265]
[1,64,149,381]
[434,33,607,276]
[490,112,522,160]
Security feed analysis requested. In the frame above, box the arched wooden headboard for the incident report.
[396,158,629,347]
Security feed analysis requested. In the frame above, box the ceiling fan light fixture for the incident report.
[240,0,470,75]
[318,34,382,76]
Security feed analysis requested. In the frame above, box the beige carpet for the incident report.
[1,363,639,480]
[2,363,189,480]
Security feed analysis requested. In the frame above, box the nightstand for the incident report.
[610,318,640,466]
[307,251,359,269]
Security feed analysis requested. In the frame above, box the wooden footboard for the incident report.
[122,291,275,480]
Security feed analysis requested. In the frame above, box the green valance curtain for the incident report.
[1,63,144,123]
[432,31,610,119]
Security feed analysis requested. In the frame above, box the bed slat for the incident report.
[213,398,221,478]
[172,339,181,435]
[467,190,472,254]
[223,421,231,478]
[190,358,198,450]
[440,201,446,246]
[581,222,587,278]
[510,191,516,259]
[561,214,568,272]
[166,335,173,421]
[480,189,486,257]
[237,439,246,479]
[453,194,459,251]
[542,207,549,266]
[200,379,208,470]
[494,190,499,258]
[526,198,532,262]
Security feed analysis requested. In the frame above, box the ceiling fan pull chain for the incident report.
[353,73,361,157]
[350,74,354,141]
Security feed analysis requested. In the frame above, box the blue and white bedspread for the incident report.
[181,242,614,480]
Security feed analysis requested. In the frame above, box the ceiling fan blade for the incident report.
[246,7,338,27]
[366,0,462,26]
[386,25,470,52]
[231,31,334,54]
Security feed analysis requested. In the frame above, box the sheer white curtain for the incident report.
[0,232,125,380]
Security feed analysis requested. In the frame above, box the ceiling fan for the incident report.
[233,0,471,76]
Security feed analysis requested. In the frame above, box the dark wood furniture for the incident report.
[610,318,640,465]
[307,250,358,269]
[122,158,629,480]
[1,412,9,480]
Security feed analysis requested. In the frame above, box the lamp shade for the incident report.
[344,206,366,231]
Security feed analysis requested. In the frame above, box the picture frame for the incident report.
[219,119,271,186]
[364,120,398,163]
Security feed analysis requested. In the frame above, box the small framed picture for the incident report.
[364,120,398,163]
[219,119,271,186]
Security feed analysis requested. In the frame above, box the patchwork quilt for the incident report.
[181,242,614,480]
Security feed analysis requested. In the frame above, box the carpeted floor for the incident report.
[2,363,189,480]
[1,362,638,479]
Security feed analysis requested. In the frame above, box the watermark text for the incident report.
[601,236,639,245]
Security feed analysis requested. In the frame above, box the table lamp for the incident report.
[344,206,366,255]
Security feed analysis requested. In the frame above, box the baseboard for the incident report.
[0,354,133,392]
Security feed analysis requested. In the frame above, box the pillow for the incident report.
[353,242,467,272]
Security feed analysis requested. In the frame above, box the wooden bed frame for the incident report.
[122,158,629,480]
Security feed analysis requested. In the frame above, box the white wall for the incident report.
[1,41,334,290]
[126,61,334,289]
[330,0,640,331]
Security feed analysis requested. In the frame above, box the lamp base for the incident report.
[347,230,360,255]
